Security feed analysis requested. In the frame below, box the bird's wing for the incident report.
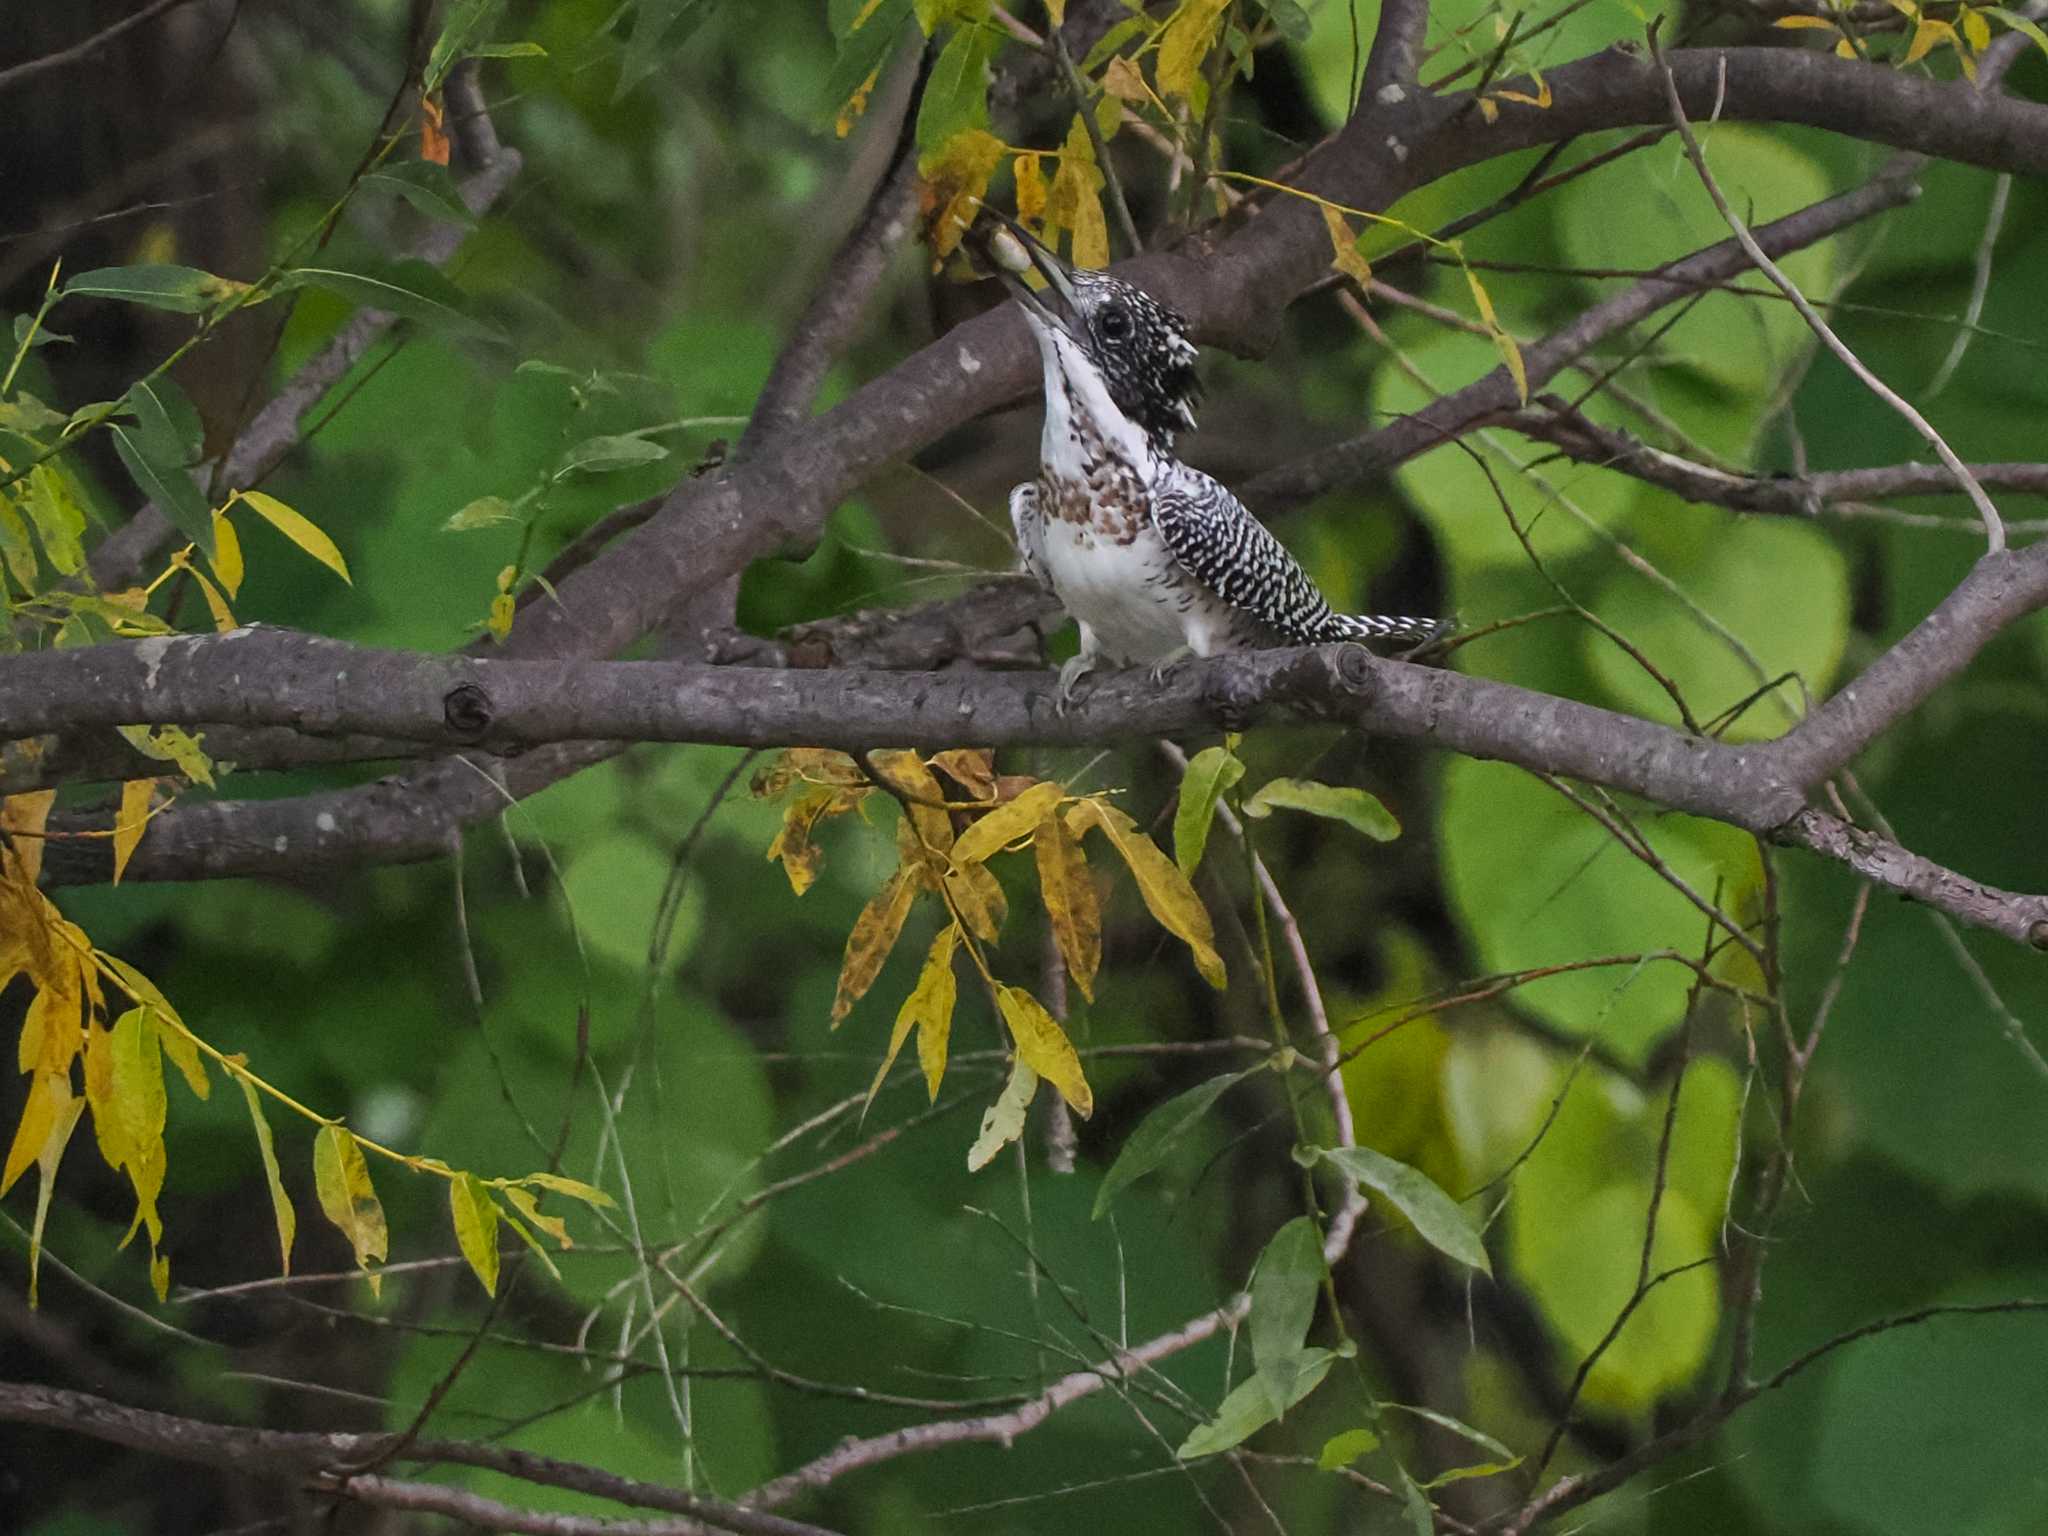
[1149,468,1337,644]
[1008,482,1053,591]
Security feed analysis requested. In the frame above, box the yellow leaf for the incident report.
[869,922,959,1109]
[768,783,864,895]
[112,778,157,886]
[208,508,243,597]
[1322,202,1372,287]
[188,563,236,633]
[450,1171,501,1296]
[149,1249,169,1303]
[233,490,351,583]
[106,1006,168,1246]
[1101,54,1149,103]
[950,780,1062,869]
[1067,799,1227,988]
[237,1076,295,1274]
[1476,94,1499,123]
[947,859,1007,942]
[1014,153,1048,228]
[1156,0,1230,102]
[997,984,1092,1118]
[967,1059,1038,1171]
[1964,7,1992,50]
[1903,17,1952,61]
[313,1124,388,1291]
[4,1072,66,1198]
[1046,0,1066,25]
[832,870,920,1023]
[25,1089,83,1307]
[1835,34,1857,57]
[1035,811,1100,1002]
[154,1017,207,1100]
[115,724,216,789]
[19,956,83,1079]
[871,748,954,853]
[836,63,883,138]
[1044,115,1102,244]
[518,1170,616,1208]
[931,748,998,802]
[2,789,56,888]
[96,951,187,1031]
[1465,266,1527,404]
[502,1183,571,1247]
[487,591,515,641]
[1070,185,1110,269]
[1772,13,1843,26]
[921,127,1006,260]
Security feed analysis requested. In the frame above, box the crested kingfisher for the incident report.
[991,228,1444,705]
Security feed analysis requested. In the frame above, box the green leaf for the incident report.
[109,424,212,556]
[362,161,477,227]
[277,260,502,342]
[63,264,250,315]
[553,434,670,475]
[1177,1346,1336,1459]
[1241,778,1400,842]
[616,0,715,100]
[1173,745,1245,873]
[1250,1216,1324,1366]
[1385,1402,1517,1464]
[1319,1144,1491,1274]
[1397,1464,1435,1536]
[124,376,203,460]
[1251,0,1313,43]
[1318,1427,1381,1470]
[444,494,520,531]
[0,394,67,436]
[822,0,913,134]
[465,40,548,59]
[450,1171,502,1296]
[916,21,999,154]
[1079,16,1147,73]
[13,314,71,349]
[424,0,507,91]
[236,1076,295,1274]
[21,463,88,576]
[517,1170,616,1208]
[1092,1067,1254,1217]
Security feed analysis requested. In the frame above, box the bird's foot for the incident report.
[1146,646,1193,686]
[1055,654,1099,716]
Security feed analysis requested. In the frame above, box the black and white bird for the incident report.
[992,228,1444,705]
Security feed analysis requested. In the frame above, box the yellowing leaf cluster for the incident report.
[756,745,1234,1162]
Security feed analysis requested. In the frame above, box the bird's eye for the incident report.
[1098,305,1131,341]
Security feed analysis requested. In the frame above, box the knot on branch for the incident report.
[1201,660,1269,734]
[2030,921,2048,954]
[442,682,494,742]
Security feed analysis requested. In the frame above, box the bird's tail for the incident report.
[1319,611,1451,647]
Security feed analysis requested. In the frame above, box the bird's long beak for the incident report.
[986,214,1083,340]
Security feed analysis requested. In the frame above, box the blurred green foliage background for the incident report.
[6,2,2048,1533]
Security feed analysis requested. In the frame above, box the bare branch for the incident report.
[1652,35,2005,551]
[0,1382,837,1536]
[0,0,211,96]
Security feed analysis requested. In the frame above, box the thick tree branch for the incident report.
[23,531,2048,948]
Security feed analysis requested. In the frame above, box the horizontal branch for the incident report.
[0,1382,835,1536]
[19,529,2048,947]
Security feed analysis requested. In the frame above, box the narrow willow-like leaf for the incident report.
[950,780,1062,869]
[234,491,351,584]
[966,1059,1037,1171]
[1173,745,1245,874]
[1093,1067,1254,1218]
[1249,1216,1324,1367]
[1068,800,1226,988]
[110,779,155,886]
[519,1170,615,1207]
[450,1171,501,1296]
[1318,1427,1382,1470]
[277,261,502,342]
[1034,811,1099,1002]
[1241,778,1401,842]
[1177,1347,1335,1459]
[832,870,919,1023]
[109,424,212,555]
[64,264,250,315]
[236,1076,295,1273]
[313,1125,388,1292]
[362,161,478,227]
[996,985,1091,1117]
[871,922,957,1108]
[554,434,669,475]
[1319,1145,1490,1274]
